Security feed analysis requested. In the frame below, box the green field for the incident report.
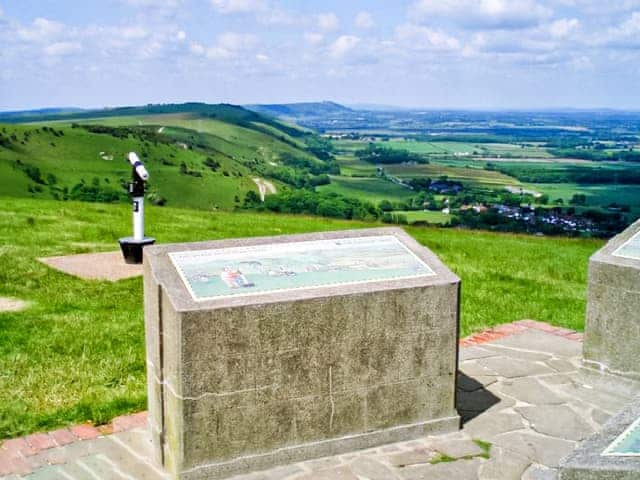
[317,176,416,204]
[0,197,602,439]
[392,210,451,225]
[334,139,553,159]
[385,162,519,187]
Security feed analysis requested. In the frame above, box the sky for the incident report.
[2,0,640,110]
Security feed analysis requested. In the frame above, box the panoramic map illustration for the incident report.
[603,417,640,456]
[169,235,435,300]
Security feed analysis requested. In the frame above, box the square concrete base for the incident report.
[560,396,640,480]
[584,219,640,380]
[144,228,461,479]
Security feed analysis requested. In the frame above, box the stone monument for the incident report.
[144,227,461,479]
[584,219,640,380]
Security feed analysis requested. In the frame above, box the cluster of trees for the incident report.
[244,189,382,221]
[355,144,428,164]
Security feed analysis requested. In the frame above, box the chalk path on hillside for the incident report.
[0,297,30,312]
[252,177,277,201]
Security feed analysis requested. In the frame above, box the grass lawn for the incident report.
[385,162,519,187]
[318,176,416,204]
[393,210,451,225]
[0,196,602,439]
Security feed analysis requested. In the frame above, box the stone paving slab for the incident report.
[38,252,142,281]
[2,321,638,480]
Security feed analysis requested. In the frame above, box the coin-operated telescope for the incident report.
[118,152,155,264]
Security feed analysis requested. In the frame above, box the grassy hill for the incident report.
[0,196,601,439]
[0,103,335,210]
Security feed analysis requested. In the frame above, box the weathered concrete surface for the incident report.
[144,228,461,479]
[560,395,640,480]
[584,219,640,380]
[5,326,640,480]
[39,251,142,281]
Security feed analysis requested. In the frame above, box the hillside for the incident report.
[0,196,602,439]
[0,103,337,210]
[246,101,352,118]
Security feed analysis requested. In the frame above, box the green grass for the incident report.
[385,162,518,187]
[392,210,450,225]
[0,197,602,439]
[318,176,416,204]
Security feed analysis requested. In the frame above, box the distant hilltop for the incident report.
[245,101,352,118]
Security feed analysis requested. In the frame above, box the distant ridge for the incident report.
[0,107,86,120]
[245,101,352,118]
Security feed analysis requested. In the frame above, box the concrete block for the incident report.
[143,228,461,479]
[584,219,640,380]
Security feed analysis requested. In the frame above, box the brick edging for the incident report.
[459,319,583,347]
[1,320,583,471]
[0,412,147,472]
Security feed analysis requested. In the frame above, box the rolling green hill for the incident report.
[0,103,337,210]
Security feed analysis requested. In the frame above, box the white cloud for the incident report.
[410,0,552,30]
[17,18,66,43]
[256,53,269,62]
[189,42,205,55]
[120,25,149,40]
[547,18,580,38]
[304,32,324,45]
[43,41,82,56]
[201,32,259,60]
[328,35,360,59]
[175,30,186,41]
[210,0,267,14]
[355,11,374,29]
[395,23,461,51]
[317,12,339,31]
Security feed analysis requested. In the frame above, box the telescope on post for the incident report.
[118,152,155,264]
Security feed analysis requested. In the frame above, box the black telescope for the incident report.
[118,152,155,264]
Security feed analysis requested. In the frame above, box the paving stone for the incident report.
[496,377,564,405]
[429,438,484,459]
[459,361,500,378]
[399,458,482,480]
[305,457,345,472]
[476,357,554,378]
[477,446,530,480]
[491,431,576,467]
[23,465,69,479]
[386,448,438,467]
[463,412,525,440]
[459,347,497,361]
[296,466,359,480]
[349,456,400,480]
[552,381,631,414]
[480,345,553,362]
[261,464,304,480]
[491,331,581,358]
[590,408,611,426]
[59,459,102,480]
[69,424,100,441]
[546,359,577,373]
[516,405,593,441]
[38,251,142,281]
[537,374,574,386]
[24,434,55,452]
[522,464,558,480]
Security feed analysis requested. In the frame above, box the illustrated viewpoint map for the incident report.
[169,235,435,301]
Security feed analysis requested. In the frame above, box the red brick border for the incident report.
[0,320,583,475]
[459,319,583,347]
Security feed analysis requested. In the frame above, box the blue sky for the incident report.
[1,0,640,110]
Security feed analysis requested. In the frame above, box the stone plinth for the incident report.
[143,228,461,479]
[560,395,640,480]
[584,220,640,380]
